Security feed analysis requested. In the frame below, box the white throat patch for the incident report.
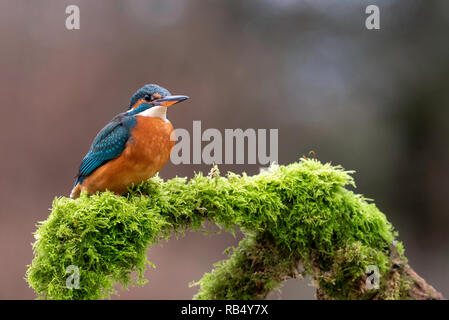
[138,106,168,120]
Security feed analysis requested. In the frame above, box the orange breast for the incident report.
[77,116,174,196]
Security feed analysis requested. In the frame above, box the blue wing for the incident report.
[74,116,136,186]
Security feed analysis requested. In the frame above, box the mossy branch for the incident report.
[26,159,443,300]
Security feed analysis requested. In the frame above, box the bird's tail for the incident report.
[70,183,81,199]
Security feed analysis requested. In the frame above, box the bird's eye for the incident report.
[144,94,152,101]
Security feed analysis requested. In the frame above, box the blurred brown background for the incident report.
[0,0,448,299]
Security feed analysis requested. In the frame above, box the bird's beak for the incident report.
[153,95,189,107]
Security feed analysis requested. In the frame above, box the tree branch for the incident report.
[26,159,443,300]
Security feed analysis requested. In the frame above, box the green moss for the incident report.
[26,158,404,299]
[192,232,297,300]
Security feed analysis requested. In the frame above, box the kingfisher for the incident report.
[70,84,188,199]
